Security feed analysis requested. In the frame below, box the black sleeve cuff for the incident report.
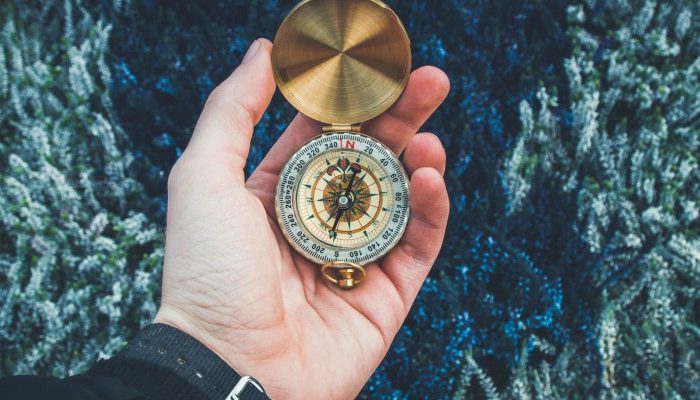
[88,323,258,400]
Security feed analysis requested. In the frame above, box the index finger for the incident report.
[362,66,449,154]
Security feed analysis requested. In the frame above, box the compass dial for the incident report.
[275,132,410,265]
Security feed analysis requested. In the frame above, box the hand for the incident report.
[154,39,450,400]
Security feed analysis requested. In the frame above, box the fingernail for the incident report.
[241,39,261,64]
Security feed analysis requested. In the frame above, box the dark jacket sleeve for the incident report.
[0,324,253,400]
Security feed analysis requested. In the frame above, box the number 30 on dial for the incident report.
[275,132,410,266]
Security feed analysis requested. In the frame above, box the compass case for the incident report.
[271,0,412,125]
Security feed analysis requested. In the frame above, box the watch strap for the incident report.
[89,324,269,400]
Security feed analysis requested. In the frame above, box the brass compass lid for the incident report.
[271,0,411,125]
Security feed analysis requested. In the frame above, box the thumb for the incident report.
[185,39,276,174]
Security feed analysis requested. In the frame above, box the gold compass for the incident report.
[273,0,411,289]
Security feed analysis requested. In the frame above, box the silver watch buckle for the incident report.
[226,376,265,400]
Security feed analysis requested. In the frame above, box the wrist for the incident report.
[153,304,293,388]
[154,306,221,357]
[153,306,241,376]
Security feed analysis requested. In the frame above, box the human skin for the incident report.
[154,39,450,400]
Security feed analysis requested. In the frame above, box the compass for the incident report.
[272,0,412,289]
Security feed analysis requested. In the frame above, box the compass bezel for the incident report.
[274,132,410,266]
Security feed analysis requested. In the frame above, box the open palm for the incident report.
[154,40,450,400]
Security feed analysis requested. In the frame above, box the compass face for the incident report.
[275,132,410,265]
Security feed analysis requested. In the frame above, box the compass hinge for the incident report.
[322,124,362,133]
